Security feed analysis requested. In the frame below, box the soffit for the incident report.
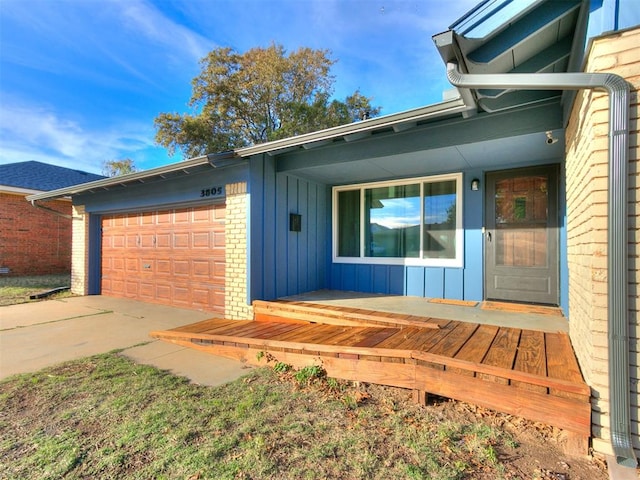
[275,100,565,185]
[434,0,586,113]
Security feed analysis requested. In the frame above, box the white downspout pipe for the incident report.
[446,62,636,468]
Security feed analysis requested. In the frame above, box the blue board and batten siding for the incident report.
[249,154,329,301]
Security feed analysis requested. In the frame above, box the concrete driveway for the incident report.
[0,295,251,385]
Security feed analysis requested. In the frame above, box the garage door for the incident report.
[101,204,225,314]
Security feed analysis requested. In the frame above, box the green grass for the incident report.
[0,353,526,480]
[0,274,72,306]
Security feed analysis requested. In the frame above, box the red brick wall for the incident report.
[0,193,72,276]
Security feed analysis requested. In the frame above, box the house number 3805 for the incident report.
[200,187,223,197]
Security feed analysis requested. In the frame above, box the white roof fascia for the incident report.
[236,98,469,157]
[25,153,237,203]
[1,185,47,196]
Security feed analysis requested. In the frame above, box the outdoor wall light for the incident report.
[471,178,480,191]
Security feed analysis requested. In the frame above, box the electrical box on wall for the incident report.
[289,213,302,232]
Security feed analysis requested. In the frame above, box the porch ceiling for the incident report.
[278,128,564,185]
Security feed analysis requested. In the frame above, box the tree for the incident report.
[102,158,137,177]
[155,44,381,158]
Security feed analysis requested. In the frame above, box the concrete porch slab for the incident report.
[282,290,569,333]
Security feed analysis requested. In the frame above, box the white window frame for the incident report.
[332,173,463,268]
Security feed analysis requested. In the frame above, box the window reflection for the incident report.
[365,184,420,258]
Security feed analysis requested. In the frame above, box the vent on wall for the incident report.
[0,267,10,274]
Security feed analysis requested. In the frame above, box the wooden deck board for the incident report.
[150,300,590,441]
[196,320,256,336]
[350,327,400,348]
[268,324,319,342]
[254,300,441,329]
[249,322,307,340]
[372,328,419,349]
[451,324,500,376]
[513,329,547,393]
[478,327,521,385]
[169,319,241,334]
[426,322,479,358]
[214,321,287,338]
[546,333,585,399]
[393,328,443,351]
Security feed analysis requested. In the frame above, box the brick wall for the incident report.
[0,192,72,276]
[225,182,253,319]
[566,27,639,459]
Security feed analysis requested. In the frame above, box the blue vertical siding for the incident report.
[88,214,102,295]
[463,169,484,300]
[249,154,329,301]
[388,266,405,294]
[286,176,299,295]
[425,268,444,298]
[559,163,569,316]
[444,268,464,299]
[372,265,389,293]
[588,0,640,39]
[275,174,289,298]
[406,267,425,296]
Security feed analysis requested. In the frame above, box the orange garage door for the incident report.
[101,204,225,314]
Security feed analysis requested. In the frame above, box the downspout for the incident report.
[446,62,636,468]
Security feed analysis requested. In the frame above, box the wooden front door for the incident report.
[484,165,559,305]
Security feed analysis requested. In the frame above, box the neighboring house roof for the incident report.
[0,161,106,192]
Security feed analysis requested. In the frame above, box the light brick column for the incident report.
[225,182,253,319]
[566,27,639,459]
[70,204,89,296]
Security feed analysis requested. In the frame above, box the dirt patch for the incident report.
[344,382,608,480]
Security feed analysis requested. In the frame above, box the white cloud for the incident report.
[118,0,213,62]
[0,101,163,174]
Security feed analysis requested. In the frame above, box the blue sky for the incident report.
[0,0,479,175]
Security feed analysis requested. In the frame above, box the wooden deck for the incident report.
[151,299,591,453]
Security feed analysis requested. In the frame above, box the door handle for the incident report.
[487,231,492,243]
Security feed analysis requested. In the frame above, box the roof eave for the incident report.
[236,98,469,158]
[26,151,240,203]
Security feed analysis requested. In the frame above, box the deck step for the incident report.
[252,299,444,329]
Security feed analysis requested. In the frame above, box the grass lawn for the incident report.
[0,274,72,306]
[0,352,607,480]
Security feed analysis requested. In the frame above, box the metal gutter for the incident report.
[446,61,636,468]
[236,98,469,157]
[26,151,239,203]
[31,202,73,219]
